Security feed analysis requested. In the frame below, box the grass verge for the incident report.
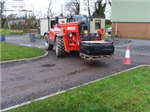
[5,66,150,112]
[36,36,44,40]
[0,29,24,35]
[1,43,46,61]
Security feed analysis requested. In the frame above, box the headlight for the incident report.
[69,33,73,37]
[96,34,99,37]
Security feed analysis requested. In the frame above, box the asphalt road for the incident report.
[1,36,150,109]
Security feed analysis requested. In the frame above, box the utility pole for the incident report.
[47,2,51,31]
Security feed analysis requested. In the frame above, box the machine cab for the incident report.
[67,15,88,23]
[67,15,89,34]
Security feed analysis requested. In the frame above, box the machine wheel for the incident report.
[56,36,66,57]
[44,34,53,50]
[108,32,111,35]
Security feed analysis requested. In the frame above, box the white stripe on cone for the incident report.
[125,50,130,58]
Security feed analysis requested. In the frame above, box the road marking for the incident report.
[1,64,150,111]
[19,44,31,47]
[35,46,42,48]
[19,44,43,48]
[25,45,31,47]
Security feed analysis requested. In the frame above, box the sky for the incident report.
[32,0,111,19]
[3,0,111,19]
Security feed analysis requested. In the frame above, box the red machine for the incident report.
[44,15,114,60]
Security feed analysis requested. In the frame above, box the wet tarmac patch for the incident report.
[68,68,88,76]
[41,64,56,67]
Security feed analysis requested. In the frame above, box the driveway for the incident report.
[1,36,150,109]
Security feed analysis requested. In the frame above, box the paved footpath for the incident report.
[1,36,150,109]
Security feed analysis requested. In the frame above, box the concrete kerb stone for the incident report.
[1,64,150,112]
[0,50,48,64]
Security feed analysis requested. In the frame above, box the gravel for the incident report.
[106,37,132,45]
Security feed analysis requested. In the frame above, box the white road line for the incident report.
[19,44,31,47]
[1,64,150,112]
[19,44,43,48]
[35,46,42,48]
[19,44,24,46]
[24,45,31,47]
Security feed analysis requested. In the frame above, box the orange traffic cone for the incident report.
[124,45,131,65]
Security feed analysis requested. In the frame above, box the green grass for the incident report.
[105,24,111,29]
[1,43,46,61]
[0,29,24,35]
[6,66,150,112]
[36,36,44,40]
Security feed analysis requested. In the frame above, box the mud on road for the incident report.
[1,38,150,109]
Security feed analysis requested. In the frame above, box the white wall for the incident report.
[111,0,150,22]
[40,18,66,36]
[90,18,105,33]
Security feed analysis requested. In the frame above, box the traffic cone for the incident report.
[124,45,131,65]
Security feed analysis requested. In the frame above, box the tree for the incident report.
[107,0,111,6]
[0,1,6,28]
[47,0,56,30]
[65,0,80,16]
[83,0,95,30]
[47,1,54,18]
[92,0,106,18]
[7,14,17,20]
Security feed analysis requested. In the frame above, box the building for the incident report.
[4,0,34,16]
[111,0,150,39]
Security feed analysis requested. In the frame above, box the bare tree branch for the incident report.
[47,1,53,18]
[107,0,111,6]
[65,0,80,16]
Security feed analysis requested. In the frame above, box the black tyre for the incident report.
[44,34,53,50]
[55,36,66,57]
